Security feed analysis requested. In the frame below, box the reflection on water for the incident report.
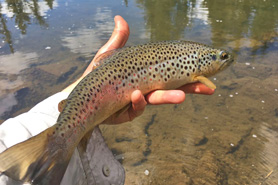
[0,51,38,118]
[0,93,17,116]
[205,0,278,54]
[0,0,278,184]
[0,52,38,74]
[0,0,58,53]
[61,7,114,56]
[136,0,192,40]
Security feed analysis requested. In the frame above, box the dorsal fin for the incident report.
[93,49,123,69]
[58,99,68,112]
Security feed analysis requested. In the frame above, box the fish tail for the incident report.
[0,126,71,185]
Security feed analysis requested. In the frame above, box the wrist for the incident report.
[62,77,83,93]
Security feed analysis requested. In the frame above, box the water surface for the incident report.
[0,0,278,184]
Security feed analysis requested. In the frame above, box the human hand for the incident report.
[63,15,214,124]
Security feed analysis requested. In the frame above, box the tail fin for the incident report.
[0,127,72,185]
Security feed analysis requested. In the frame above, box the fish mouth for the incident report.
[219,55,235,71]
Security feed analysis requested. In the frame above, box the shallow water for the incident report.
[0,0,278,184]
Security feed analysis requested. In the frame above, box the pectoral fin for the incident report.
[194,76,216,89]
[93,48,124,70]
[115,103,131,118]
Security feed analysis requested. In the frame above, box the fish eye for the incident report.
[220,51,228,60]
[212,54,217,61]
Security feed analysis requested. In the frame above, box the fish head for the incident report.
[197,47,234,77]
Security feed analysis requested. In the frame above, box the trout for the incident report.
[0,41,234,184]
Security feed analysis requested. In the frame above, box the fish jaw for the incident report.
[218,53,234,72]
[196,47,234,78]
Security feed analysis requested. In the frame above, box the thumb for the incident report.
[95,15,130,57]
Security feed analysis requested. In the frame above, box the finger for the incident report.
[102,90,146,125]
[178,82,215,95]
[145,83,214,105]
[146,90,186,105]
[128,90,147,120]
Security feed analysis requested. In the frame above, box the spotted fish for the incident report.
[0,41,234,184]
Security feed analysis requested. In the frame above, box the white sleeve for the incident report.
[0,92,71,185]
[0,92,69,151]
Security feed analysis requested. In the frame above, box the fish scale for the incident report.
[0,40,234,185]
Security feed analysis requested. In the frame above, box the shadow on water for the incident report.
[0,0,278,184]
